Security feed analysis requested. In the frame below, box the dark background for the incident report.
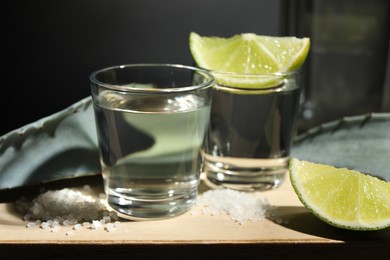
[3,0,280,135]
[3,0,390,136]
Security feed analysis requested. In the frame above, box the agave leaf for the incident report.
[0,96,100,190]
[292,113,390,181]
[2,98,388,191]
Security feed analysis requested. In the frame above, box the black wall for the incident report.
[3,0,280,135]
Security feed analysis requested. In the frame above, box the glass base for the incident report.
[106,189,197,221]
[202,155,289,191]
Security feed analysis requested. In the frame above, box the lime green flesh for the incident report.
[189,32,310,88]
[290,158,390,231]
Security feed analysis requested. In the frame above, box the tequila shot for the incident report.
[90,64,214,220]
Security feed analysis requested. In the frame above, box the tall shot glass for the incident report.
[90,64,214,220]
[202,70,302,191]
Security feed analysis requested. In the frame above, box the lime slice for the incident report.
[289,158,390,231]
[189,32,310,88]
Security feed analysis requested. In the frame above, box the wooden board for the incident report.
[0,174,388,260]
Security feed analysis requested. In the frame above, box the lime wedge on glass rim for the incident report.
[289,158,390,231]
[189,32,310,88]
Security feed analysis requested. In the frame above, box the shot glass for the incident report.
[202,70,302,191]
[90,64,214,220]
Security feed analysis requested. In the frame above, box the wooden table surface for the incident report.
[0,174,388,260]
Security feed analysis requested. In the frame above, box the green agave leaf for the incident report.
[0,96,100,190]
[2,97,388,191]
[292,113,390,181]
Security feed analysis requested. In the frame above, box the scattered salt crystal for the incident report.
[51,226,60,233]
[26,222,36,228]
[82,222,90,228]
[73,224,81,230]
[91,220,102,229]
[66,231,73,236]
[103,216,111,222]
[40,222,50,229]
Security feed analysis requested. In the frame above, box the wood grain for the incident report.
[0,174,388,259]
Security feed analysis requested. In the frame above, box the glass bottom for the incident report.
[202,154,289,191]
[106,189,198,221]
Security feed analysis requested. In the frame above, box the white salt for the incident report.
[196,189,275,224]
[63,219,72,226]
[91,220,102,229]
[40,222,50,229]
[102,216,111,223]
[82,222,91,228]
[26,222,36,228]
[15,188,118,223]
[51,226,60,233]
[73,224,81,230]
[15,187,119,233]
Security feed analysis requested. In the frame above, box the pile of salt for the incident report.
[15,186,120,232]
[196,189,282,224]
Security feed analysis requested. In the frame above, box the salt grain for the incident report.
[17,185,284,235]
[51,226,60,233]
[26,222,36,228]
[196,189,278,224]
[82,222,91,228]
[73,224,81,230]
[15,187,119,233]
[103,216,111,223]
[91,220,102,229]
[40,222,50,229]
[15,188,117,223]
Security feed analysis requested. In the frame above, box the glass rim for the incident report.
[199,68,302,90]
[89,63,215,93]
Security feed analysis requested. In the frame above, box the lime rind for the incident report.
[289,158,390,231]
